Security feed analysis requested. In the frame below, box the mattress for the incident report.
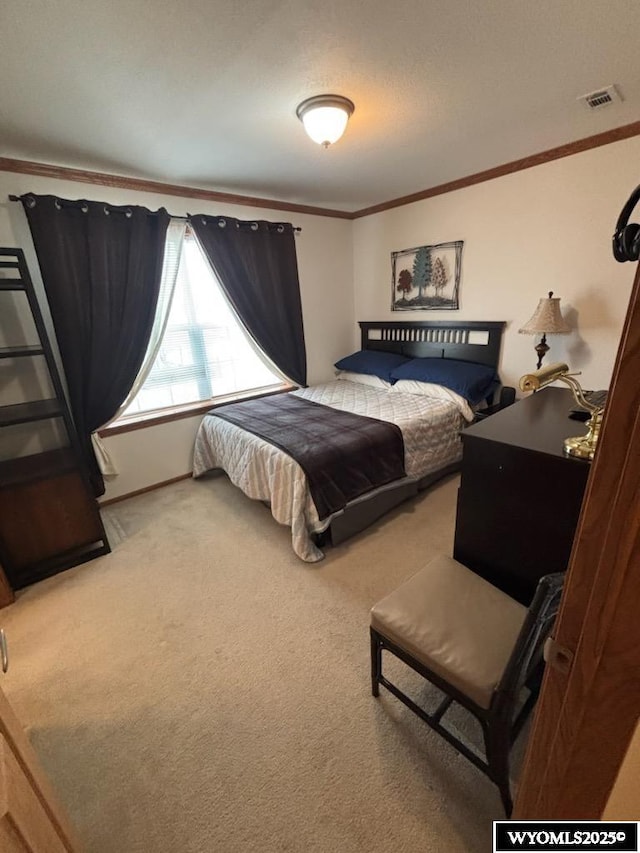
[192,379,464,562]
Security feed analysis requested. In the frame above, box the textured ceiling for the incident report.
[1,0,639,212]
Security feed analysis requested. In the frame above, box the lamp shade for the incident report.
[296,95,355,148]
[518,291,571,335]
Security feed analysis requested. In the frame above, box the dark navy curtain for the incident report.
[21,193,170,496]
[189,215,307,387]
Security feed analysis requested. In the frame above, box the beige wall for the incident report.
[0,173,354,500]
[353,136,640,390]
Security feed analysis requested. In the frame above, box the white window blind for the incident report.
[121,234,286,417]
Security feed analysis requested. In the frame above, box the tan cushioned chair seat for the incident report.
[370,555,527,709]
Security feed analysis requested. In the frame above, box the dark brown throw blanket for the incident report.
[209,394,406,520]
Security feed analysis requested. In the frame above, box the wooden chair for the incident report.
[370,555,564,815]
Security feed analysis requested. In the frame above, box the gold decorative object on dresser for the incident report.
[0,248,110,596]
[519,362,605,460]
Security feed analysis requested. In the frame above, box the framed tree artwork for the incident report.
[391,240,463,311]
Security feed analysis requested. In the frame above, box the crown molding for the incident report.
[0,157,353,220]
[2,119,639,223]
[351,119,640,218]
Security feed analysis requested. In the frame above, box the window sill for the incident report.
[98,385,295,438]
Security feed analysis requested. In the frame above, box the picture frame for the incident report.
[391,240,463,311]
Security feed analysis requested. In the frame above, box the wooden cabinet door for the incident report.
[0,471,105,588]
[0,683,80,851]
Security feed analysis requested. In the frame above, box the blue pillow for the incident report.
[390,358,499,405]
[334,349,410,383]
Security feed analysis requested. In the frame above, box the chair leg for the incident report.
[484,722,513,817]
[370,629,382,697]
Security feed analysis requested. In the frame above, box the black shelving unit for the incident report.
[0,398,64,427]
[0,247,110,590]
[0,344,44,358]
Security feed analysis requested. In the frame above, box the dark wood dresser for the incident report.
[453,387,591,605]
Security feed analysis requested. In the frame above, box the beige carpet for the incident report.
[2,473,516,852]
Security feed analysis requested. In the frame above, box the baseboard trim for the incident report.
[99,472,193,507]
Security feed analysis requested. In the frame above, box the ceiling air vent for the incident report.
[578,85,622,110]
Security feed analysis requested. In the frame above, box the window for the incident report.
[121,234,286,418]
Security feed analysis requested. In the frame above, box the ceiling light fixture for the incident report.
[296,94,355,148]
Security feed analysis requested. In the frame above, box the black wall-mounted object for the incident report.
[613,184,640,262]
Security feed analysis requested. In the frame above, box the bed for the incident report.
[193,320,505,561]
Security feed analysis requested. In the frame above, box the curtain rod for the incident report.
[8,196,301,232]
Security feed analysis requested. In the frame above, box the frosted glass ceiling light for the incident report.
[296,95,355,148]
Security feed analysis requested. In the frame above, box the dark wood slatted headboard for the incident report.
[359,320,506,370]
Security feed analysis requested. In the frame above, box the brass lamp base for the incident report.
[564,411,602,461]
[564,434,597,460]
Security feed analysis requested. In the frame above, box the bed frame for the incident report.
[359,319,505,366]
[324,319,506,547]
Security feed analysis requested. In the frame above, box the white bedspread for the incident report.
[192,380,464,562]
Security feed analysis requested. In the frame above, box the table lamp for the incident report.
[519,291,571,369]
[519,362,603,459]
